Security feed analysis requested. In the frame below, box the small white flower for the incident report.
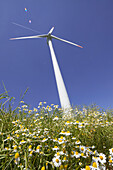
[42,138,48,142]
[52,146,59,151]
[109,148,113,156]
[53,116,59,121]
[80,146,86,153]
[75,140,81,145]
[58,139,64,145]
[65,131,71,136]
[75,151,81,158]
[52,156,61,167]
[98,153,106,164]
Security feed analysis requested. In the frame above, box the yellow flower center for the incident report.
[64,164,68,169]
[81,147,84,151]
[54,146,58,148]
[30,151,33,155]
[41,166,45,170]
[66,121,70,123]
[81,153,84,156]
[7,136,10,139]
[60,136,64,139]
[71,151,74,155]
[92,162,97,168]
[37,146,40,150]
[63,157,66,160]
[14,146,17,150]
[99,156,103,160]
[112,148,113,152]
[85,166,90,170]
[15,152,19,159]
[29,145,32,149]
[56,159,59,163]
[75,151,78,155]
[59,140,62,142]
[109,159,112,163]
[57,152,60,156]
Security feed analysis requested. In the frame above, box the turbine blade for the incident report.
[48,27,54,34]
[51,35,83,48]
[12,22,41,34]
[10,34,47,40]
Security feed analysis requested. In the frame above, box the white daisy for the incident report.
[98,153,106,164]
[42,138,48,142]
[52,146,59,151]
[75,140,81,145]
[53,116,59,120]
[58,139,64,145]
[109,148,113,156]
[52,156,61,167]
[75,151,81,158]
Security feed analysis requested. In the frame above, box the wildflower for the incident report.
[13,145,17,152]
[28,145,32,151]
[19,145,21,149]
[15,152,20,164]
[58,139,64,144]
[52,146,59,151]
[4,136,13,141]
[71,151,75,157]
[81,152,87,158]
[75,151,81,158]
[65,121,71,125]
[29,151,33,157]
[52,156,61,167]
[109,148,113,156]
[109,159,113,166]
[75,140,81,144]
[72,136,76,140]
[22,105,27,108]
[42,138,48,142]
[41,166,45,170]
[20,100,24,103]
[65,131,71,136]
[34,108,38,112]
[60,136,65,140]
[60,131,65,135]
[39,102,42,105]
[80,146,86,153]
[85,166,91,170]
[5,147,10,150]
[54,152,60,157]
[98,153,106,164]
[35,145,41,152]
[20,139,26,144]
[79,162,82,166]
[53,116,59,120]
[53,138,58,142]
[62,156,67,162]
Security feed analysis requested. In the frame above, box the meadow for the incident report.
[0,91,113,170]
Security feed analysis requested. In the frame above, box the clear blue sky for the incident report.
[0,0,113,109]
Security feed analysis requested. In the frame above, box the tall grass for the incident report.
[0,91,113,169]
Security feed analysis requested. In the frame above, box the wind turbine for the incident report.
[10,27,83,116]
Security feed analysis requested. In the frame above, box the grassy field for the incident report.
[0,91,113,170]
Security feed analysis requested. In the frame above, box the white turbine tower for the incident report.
[10,27,83,116]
